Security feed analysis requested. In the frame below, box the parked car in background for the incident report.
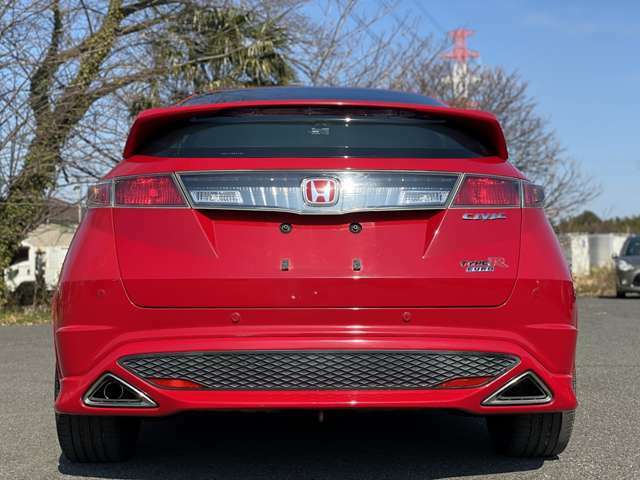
[53,86,577,463]
[613,235,640,297]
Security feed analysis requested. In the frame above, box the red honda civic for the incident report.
[53,87,577,462]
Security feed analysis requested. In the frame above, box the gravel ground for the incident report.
[1,297,639,479]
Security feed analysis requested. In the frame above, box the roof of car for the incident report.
[180,86,445,107]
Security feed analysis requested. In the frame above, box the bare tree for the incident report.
[293,0,443,88]
[0,0,298,300]
[393,62,600,219]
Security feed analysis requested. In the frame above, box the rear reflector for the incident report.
[148,378,203,389]
[115,175,185,206]
[453,176,520,206]
[436,376,494,389]
[523,182,545,207]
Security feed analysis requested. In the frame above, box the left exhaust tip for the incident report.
[83,373,157,408]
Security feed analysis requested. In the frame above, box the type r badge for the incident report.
[460,257,509,272]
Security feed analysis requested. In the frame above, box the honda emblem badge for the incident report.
[302,178,339,206]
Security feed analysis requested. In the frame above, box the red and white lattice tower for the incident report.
[442,28,479,64]
[442,28,480,103]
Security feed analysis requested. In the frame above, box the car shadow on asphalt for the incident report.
[598,294,640,299]
[58,410,547,479]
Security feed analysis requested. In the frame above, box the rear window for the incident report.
[141,107,492,158]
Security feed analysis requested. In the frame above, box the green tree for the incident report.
[556,211,640,234]
[129,5,294,113]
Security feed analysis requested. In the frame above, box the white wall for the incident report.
[559,233,629,277]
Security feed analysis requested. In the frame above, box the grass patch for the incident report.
[574,267,616,297]
[0,306,51,326]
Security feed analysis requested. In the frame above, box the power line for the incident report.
[411,0,446,34]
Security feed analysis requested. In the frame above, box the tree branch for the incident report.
[28,0,62,124]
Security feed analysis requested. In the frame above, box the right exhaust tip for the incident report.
[482,371,552,406]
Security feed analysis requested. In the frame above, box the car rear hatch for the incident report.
[111,104,521,308]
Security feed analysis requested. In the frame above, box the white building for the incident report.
[3,200,81,302]
[4,223,77,294]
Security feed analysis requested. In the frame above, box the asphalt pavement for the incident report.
[1,297,639,479]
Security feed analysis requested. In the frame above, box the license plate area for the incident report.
[196,210,442,276]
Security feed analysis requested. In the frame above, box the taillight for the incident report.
[523,182,545,207]
[115,175,185,206]
[453,176,520,206]
[87,181,112,207]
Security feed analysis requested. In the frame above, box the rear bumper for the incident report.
[56,339,576,416]
[53,278,578,416]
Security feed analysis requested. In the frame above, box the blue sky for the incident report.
[352,0,640,218]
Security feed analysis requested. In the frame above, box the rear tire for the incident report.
[616,289,626,298]
[486,411,574,457]
[55,367,140,462]
[56,413,140,463]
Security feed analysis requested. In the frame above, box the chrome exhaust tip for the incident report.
[83,373,157,408]
[482,371,552,406]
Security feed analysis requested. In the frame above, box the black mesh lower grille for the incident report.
[120,351,518,390]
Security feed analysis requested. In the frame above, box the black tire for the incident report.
[486,411,574,458]
[54,367,140,462]
[56,413,140,463]
[616,289,626,298]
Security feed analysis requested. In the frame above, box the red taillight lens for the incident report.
[115,175,185,206]
[87,182,112,207]
[523,183,545,207]
[453,176,520,206]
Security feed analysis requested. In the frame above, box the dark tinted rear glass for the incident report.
[625,238,640,256]
[142,107,492,158]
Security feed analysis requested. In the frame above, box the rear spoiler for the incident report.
[123,100,508,161]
